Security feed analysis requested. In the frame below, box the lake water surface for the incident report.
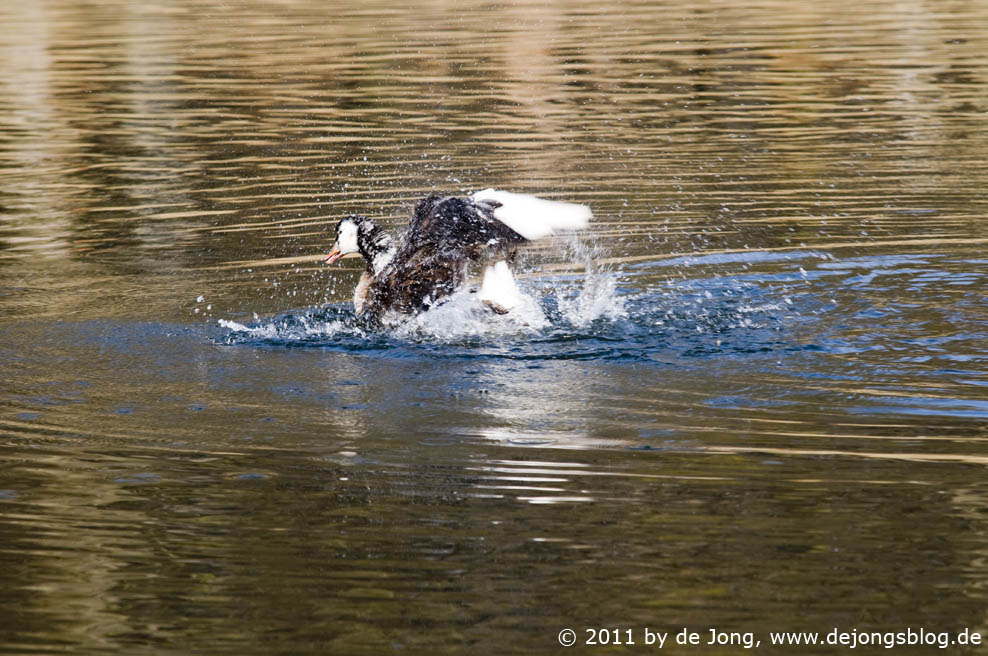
[2,0,988,653]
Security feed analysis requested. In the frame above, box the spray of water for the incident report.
[552,233,628,328]
[217,231,628,347]
[215,219,810,360]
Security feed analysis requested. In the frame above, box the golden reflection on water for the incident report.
[2,0,987,288]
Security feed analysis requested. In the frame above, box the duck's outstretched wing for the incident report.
[404,190,592,260]
[403,194,518,259]
[471,189,592,240]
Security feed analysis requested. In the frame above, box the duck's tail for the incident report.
[472,188,592,241]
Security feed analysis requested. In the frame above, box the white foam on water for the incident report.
[392,285,550,341]
[736,302,786,315]
[218,318,276,337]
[218,229,631,345]
[218,316,354,341]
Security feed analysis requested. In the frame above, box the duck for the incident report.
[323,189,591,323]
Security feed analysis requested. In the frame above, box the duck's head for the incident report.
[326,214,373,265]
[324,215,395,272]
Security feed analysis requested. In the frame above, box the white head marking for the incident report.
[334,219,360,255]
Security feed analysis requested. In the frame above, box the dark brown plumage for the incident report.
[360,194,524,320]
[323,189,592,324]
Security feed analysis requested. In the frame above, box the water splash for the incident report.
[555,269,627,328]
[218,305,367,346]
[392,285,551,340]
[215,231,819,362]
[215,261,806,365]
[218,267,627,347]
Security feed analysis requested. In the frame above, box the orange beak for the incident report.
[324,246,343,264]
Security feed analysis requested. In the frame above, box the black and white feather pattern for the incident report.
[326,190,591,323]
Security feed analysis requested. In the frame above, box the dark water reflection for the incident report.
[3,0,988,653]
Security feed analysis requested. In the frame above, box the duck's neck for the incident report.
[369,249,395,275]
[357,220,396,275]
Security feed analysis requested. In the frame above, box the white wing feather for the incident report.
[472,188,591,240]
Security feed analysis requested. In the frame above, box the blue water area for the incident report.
[202,250,987,421]
[4,251,985,460]
[217,269,811,363]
